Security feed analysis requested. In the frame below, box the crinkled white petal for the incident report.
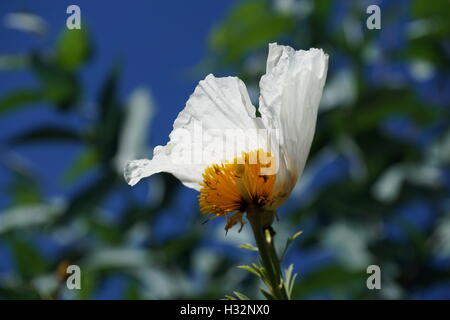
[259,43,328,190]
[124,74,262,190]
[124,152,204,190]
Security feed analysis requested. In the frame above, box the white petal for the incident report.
[259,43,328,183]
[124,74,261,190]
[124,155,204,190]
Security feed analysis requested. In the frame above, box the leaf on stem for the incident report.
[233,291,251,300]
[239,243,258,251]
[7,125,82,145]
[237,265,262,278]
[0,89,43,114]
[224,291,251,300]
[260,288,275,300]
[281,230,303,260]
[291,230,303,241]
[284,264,298,299]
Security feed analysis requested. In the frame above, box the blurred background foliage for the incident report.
[0,0,449,299]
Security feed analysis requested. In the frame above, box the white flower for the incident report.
[124,43,328,231]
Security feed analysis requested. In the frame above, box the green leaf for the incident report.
[233,291,250,300]
[284,264,293,286]
[294,265,367,298]
[252,263,270,286]
[289,273,298,298]
[55,28,91,71]
[237,265,262,278]
[9,240,48,279]
[291,230,304,241]
[284,264,297,299]
[260,288,275,300]
[31,54,81,111]
[8,126,82,145]
[62,148,98,185]
[209,0,294,64]
[125,282,141,300]
[239,242,258,251]
[0,89,43,114]
[96,106,123,163]
[281,230,303,260]
[55,171,117,224]
[98,64,121,121]
[76,269,98,300]
[93,65,124,163]
[7,170,42,205]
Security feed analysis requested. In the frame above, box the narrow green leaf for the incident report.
[31,54,81,111]
[55,27,91,71]
[291,230,303,241]
[7,170,41,205]
[281,230,304,260]
[10,240,48,279]
[0,89,43,114]
[209,0,295,64]
[233,291,250,300]
[62,148,98,185]
[260,288,275,300]
[8,126,82,145]
[239,242,258,251]
[252,263,272,287]
[98,64,121,121]
[54,171,116,224]
[288,273,298,298]
[284,264,298,299]
[237,265,262,278]
[284,264,294,289]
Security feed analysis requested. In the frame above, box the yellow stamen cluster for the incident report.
[199,149,276,231]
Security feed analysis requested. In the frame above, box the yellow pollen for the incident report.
[198,149,276,232]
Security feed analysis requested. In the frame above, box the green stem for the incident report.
[267,227,284,287]
[247,208,288,300]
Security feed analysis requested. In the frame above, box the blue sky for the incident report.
[0,0,237,203]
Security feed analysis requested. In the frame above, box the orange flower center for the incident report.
[199,149,276,231]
